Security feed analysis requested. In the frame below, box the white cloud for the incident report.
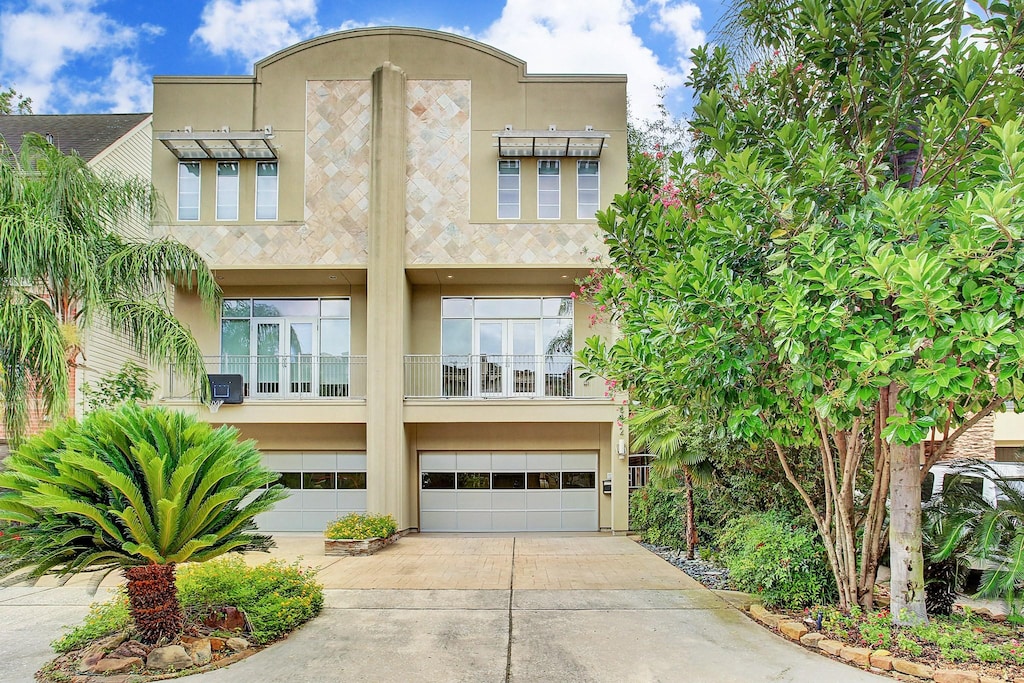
[469,0,704,121]
[0,0,157,113]
[192,0,322,66]
[67,57,152,113]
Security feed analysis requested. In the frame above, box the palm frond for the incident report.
[0,404,283,576]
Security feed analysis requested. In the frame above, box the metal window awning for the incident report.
[493,129,609,158]
[157,131,277,160]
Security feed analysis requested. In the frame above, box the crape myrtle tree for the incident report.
[0,133,219,446]
[578,0,1024,623]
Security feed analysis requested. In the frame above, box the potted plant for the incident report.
[324,513,402,556]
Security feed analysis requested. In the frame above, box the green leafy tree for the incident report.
[0,404,287,643]
[0,132,218,446]
[629,406,715,559]
[81,361,155,413]
[0,86,32,115]
[579,0,1024,624]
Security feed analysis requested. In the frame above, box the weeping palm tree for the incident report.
[0,404,287,643]
[0,132,218,446]
[630,406,715,560]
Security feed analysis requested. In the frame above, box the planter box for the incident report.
[324,529,407,556]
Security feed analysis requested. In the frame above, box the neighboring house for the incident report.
[151,28,629,533]
[0,113,153,444]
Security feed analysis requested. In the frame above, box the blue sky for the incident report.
[0,0,729,121]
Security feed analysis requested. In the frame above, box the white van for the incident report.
[922,460,1024,508]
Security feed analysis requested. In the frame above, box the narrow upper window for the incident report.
[177,162,200,221]
[577,160,600,219]
[255,161,279,220]
[216,161,239,221]
[537,159,560,219]
[497,160,520,220]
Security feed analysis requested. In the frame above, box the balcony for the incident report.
[166,355,367,401]
[404,354,605,399]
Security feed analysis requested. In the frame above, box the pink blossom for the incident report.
[794,63,804,73]
[570,291,577,299]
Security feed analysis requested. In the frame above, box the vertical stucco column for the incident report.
[610,421,630,533]
[366,62,409,527]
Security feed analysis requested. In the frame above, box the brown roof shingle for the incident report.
[0,113,150,162]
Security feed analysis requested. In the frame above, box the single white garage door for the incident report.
[419,452,599,532]
[255,452,367,532]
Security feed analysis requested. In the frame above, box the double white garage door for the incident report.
[419,452,600,532]
[255,452,367,532]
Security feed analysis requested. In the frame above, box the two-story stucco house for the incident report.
[152,28,630,533]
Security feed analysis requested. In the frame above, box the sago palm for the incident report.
[933,461,1024,613]
[0,132,219,446]
[0,404,287,643]
[629,406,715,560]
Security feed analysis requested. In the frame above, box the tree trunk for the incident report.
[684,470,696,560]
[125,563,184,644]
[889,439,928,625]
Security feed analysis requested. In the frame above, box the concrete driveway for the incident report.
[0,534,882,682]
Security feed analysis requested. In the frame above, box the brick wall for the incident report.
[0,364,76,444]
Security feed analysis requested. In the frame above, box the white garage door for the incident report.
[255,452,367,532]
[419,452,599,532]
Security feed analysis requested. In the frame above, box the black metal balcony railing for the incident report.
[166,355,367,400]
[404,354,604,399]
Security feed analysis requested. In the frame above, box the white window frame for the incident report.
[255,161,279,221]
[216,161,239,221]
[177,161,200,222]
[577,160,600,219]
[497,160,520,220]
[537,159,560,220]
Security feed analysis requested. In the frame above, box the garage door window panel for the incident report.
[302,472,335,490]
[562,472,596,489]
[422,472,456,489]
[528,472,560,489]
[337,472,367,489]
[493,472,526,489]
[458,472,491,489]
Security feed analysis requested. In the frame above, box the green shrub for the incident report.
[629,484,685,549]
[176,557,323,645]
[716,511,836,608]
[52,593,131,653]
[54,557,324,651]
[325,512,398,540]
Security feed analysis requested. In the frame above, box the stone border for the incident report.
[745,603,1018,683]
[324,529,409,556]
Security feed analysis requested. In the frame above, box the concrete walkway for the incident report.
[0,534,883,682]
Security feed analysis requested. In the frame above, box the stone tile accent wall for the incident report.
[305,79,372,264]
[404,79,607,266]
[948,413,996,460]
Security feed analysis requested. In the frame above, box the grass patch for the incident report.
[52,557,323,652]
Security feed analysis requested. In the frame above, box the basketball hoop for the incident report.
[207,400,224,414]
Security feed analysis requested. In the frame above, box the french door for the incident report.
[474,320,541,397]
[252,318,316,397]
